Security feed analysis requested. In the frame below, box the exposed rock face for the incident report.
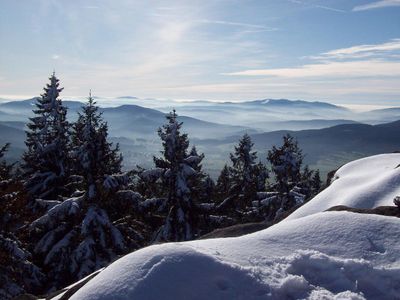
[326,205,400,218]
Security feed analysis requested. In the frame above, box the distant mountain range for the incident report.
[152,98,399,129]
[0,123,26,161]
[361,107,400,124]
[241,99,348,110]
[100,104,253,139]
[0,99,254,140]
[1,98,400,178]
[249,119,360,131]
[200,120,400,177]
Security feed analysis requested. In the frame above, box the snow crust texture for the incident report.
[71,212,400,300]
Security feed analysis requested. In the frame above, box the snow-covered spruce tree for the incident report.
[148,110,214,242]
[202,175,215,202]
[0,144,44,299]
[215,164,231,203]
[28,94,129,291]
[299,165,314,200]
[300,166,324,200]
[311,169,322,196]
[0,144,13,184]
[0,232,45,299]
[266,134,304,218]
[268,134,303,193]
[186,146,216,232]
[219,134,268,221]
[186,146,215,203]
[254,161,269,194]
[133,166,165,200]
[22,72,70,201]
[71,92,122,198]
[0,144,26,231]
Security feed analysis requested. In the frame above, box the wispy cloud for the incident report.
[312,4,346,13]
[289,0,346,13]
[353,0,400,11]
[222,38,400,80]
[225,38,400,80]
[223,60,400,78]
[198,19,276,30]
[156,76,400,102]
[312,38,400,59]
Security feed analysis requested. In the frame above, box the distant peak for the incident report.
[117,96,138,99]
[248,98,346,110]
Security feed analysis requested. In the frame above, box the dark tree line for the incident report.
[0,74,323,298]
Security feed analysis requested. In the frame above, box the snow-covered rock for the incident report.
[286,153,400,221]
[70,211,400,300]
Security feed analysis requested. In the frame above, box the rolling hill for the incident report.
[100,104,253,140]
[154,98,354,129]
[0,123,26,161]
[196,120,400,178]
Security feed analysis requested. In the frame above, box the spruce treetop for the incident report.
[230,133,257,173]
[72,91,122,199]
[155,109,189,169]
[22,72,70,200]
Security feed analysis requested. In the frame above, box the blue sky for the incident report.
[0,0,399,106]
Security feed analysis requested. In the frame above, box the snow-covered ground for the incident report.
[68,154,400,300]
[287,153,400,221]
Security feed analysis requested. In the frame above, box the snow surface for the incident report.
[287,153,400,221]
[71,212,400,300]
[68,154,400,300]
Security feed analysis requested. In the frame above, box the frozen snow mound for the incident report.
[287,153,400,221]
[71,212,400,300]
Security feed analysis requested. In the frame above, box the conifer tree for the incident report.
[254,161,269,193]
[202,175,215,202]
[215,164,231,202]
[71,92,122,199]
[152,110,196,241]
[186,145,213,203]
[0,233,45,299]
[268,134,303,196]
[0,144,13,183]
[311,169,322,196]
[223,134,266,217]
[22,72,69,200]
[266,134,304,215]
[1,143,15,231]
[0,143,19,230]
[300,165,314,200]
[0,144,44,299]
[188,146,205,172]
[29,93,130,291]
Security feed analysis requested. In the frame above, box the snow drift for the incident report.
[67,154,400,300]
[286,153,400,220]
[71,212,400,300]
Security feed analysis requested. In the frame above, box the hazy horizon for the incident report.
[0,94,398,112]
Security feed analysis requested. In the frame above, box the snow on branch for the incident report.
[103,173,129,190]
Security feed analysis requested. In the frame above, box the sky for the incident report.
[0,0,399,106]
